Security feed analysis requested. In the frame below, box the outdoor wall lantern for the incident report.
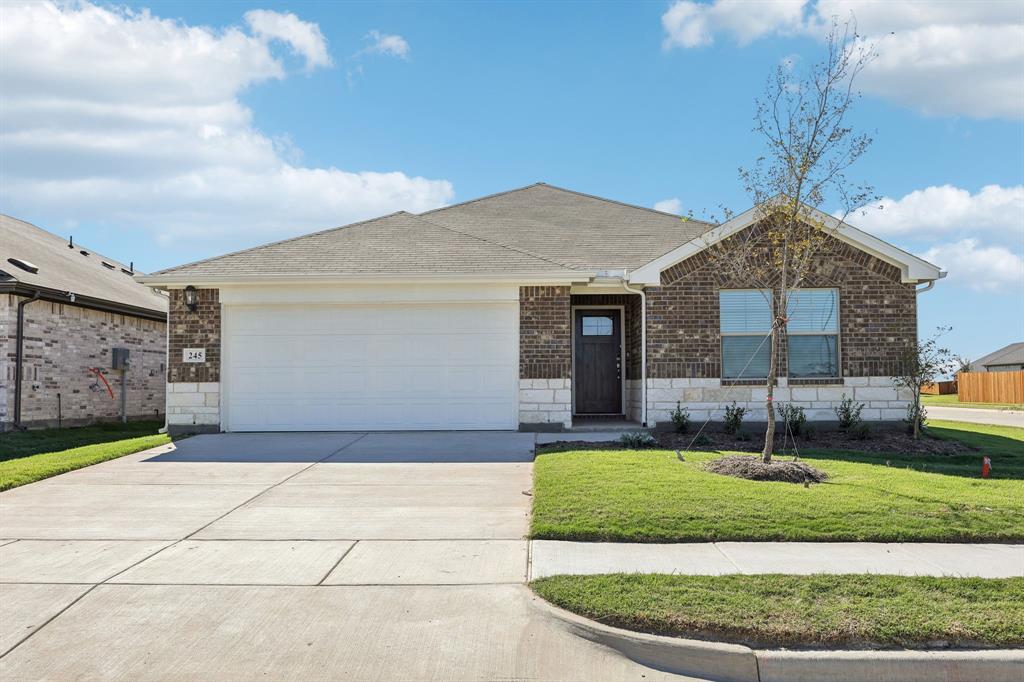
[183,285,198,312]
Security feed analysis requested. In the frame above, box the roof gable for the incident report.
[628,199,945,285]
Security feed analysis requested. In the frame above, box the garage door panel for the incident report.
[224,302,517,431]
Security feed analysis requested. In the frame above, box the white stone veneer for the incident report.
[519,378,572,430]
[645,376,913,427]
[625,379,643,423]
[166,382,220,428]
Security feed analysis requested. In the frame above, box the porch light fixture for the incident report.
[183,285,198,312]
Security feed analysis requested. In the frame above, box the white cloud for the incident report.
[920,239,1024,293]
[244,9,332,70]
[660,0,1024,119]
[654,198,683,214]
[361,30,410,59]
[852,185,1024,246]
[0,1,452,247]
[662,0,807,50]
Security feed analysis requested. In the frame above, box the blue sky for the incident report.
[1,1,1022,361]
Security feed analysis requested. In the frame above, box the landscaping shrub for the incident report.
[619,431,657,448]
[723,402,746,435]
[847,422,871,440]
[777,403,807,436]
[670,402,690,433]
[833,394,864,430]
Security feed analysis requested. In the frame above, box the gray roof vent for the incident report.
[7,257,39,274]
[101,261,115,269]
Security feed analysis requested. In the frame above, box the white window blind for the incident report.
[720,290,772,379]
[786,288,839,378]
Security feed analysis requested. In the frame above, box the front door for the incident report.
[574,309,622,414]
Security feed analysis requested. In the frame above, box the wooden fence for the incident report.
[921,380,957,395]
[957,371,1024,404]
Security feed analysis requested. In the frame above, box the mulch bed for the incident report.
[541,425,972,456]
[704,455,829,484]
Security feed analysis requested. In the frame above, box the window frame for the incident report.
[785,287,841,380]
[719,288,774,380]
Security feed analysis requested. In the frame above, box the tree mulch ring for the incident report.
[655,427,970,456]
[704,455,829,484]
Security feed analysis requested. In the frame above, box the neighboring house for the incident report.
[1,215,168,431]
[137,183,943,434]
[968,343,1024,372]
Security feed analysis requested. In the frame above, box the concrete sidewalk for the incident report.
[928,406,1024,428]
[530,540,1024,579]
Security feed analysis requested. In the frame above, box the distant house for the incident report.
[1,215,168,430]
[969,343,1024,373]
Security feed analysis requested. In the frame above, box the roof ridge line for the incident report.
[537,183,714,224]
[417,182,548,217]
[149,211,412,276]
[410,212,582,272]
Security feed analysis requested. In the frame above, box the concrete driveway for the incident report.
[0,432,686,681]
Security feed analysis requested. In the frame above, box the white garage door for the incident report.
[223,303,518,431]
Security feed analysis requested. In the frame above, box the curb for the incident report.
[531,596,1024,682]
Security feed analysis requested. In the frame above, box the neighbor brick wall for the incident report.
[167,288,221,383]
[646,224,917,379]
[519,286,571,379]
[1,293,166,429]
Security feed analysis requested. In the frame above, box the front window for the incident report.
[786,289,839,378]
[720,290,772,379]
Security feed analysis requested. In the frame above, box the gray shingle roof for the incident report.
[147,183,710,280]
[421,183,710,271]
[149,210,581,278]
[1,215,168,314]
[970,342,1024,371]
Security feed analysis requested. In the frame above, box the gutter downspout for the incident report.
[621,277,647,427]
[13,291,41,429]
[915,271,946,295]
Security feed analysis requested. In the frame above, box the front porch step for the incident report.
[569,420,647,433]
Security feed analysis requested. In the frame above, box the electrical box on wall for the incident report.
[111,347,130,370]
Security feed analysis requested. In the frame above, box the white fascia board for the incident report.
[137,271,593,289]
[628,200,944,285]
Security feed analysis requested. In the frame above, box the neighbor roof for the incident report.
[971,342,1024,370]
[142,183,711,284]
[0,215,168,316]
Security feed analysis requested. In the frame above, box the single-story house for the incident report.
[137,183,944,435]
[1,215,168,430]
[968,343,1024,373]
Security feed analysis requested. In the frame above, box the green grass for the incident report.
[531,422,1024,542]
[921,394,1024,410]
[531,574,1024,649]
[0,422,170,490]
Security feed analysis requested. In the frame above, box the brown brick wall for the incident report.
[519,286,571,379]
[1,294,166,428]
[647,228,917,379]
[570,293,642,380]
[168,288,221,383]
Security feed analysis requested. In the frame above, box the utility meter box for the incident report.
[111,347,130,370]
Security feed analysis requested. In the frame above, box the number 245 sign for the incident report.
[183,348,206,363]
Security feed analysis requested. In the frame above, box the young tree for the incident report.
[703,18,876,463]
[892,329,955,439]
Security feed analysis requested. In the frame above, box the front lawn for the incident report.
[0,421,170,490]
[531,573,1024,649]
[531,422,1024,542]
[921,394,1024,410]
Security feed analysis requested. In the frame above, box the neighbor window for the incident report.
[786,289,839,378]
[720,290,772,379]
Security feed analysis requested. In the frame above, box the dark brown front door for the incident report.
[574,309,622,414]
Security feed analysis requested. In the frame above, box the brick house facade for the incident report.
[1,215,169,431]
[141,184,941,434]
